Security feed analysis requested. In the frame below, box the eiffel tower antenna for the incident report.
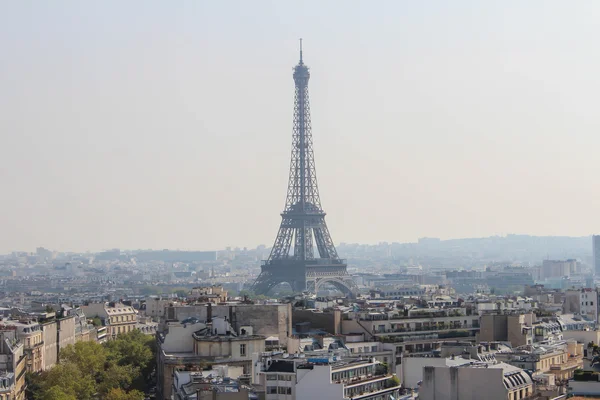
[252,42,356,297]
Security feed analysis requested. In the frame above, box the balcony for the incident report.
[550,359,582,371]
[374,325,480,336]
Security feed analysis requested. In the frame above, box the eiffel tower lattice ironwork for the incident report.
[252,41,357,296]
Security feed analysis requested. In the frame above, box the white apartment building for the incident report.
[255,354,402,400]
[343,307,480,359]
[563,288,598,321]
[419,361,533,400]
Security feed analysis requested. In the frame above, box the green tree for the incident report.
[38,386,77,400]
[105,388,144,400]
[31,328,156,400]
[97,364,137,395]
[36,363,96,400]
[105,330,154,370]
[60,341,106,377]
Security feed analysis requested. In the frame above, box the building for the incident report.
[2,309,77,371]
[172,370,258,400]
[419,361,533,400]
[3,320,43,372]
[67,307,95,342]
[82,302,137,339]
[343,306,480,356]
[563,288,598,320]
[374,285,425,299]
[40,311,76,370]
[162,303,291,348]
[478,313,534,347]
[157,317,265,400]
[145,297,176,321]
[541,259,577,279]
[255,352,402,400]
[593,235,600,276]
[497,340,583,382]
[0,329,26,400]
[189,286,228,303]
[399,342,509,389]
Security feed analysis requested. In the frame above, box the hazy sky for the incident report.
[2,1,600,253]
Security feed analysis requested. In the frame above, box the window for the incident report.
[240,344,246,357]
[267,386,277,394]
[266,375,277,381]
[592,302,594,306]
[278,387,292,395]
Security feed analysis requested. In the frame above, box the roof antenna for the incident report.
[299,38,303,64]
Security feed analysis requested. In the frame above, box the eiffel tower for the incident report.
[252,41,357,297]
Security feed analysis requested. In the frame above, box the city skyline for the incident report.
[3,2,600,253]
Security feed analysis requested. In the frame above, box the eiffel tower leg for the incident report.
[252,265,307,295]
[312,276,358,299]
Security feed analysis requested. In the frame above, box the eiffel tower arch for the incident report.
[252,41,357,297]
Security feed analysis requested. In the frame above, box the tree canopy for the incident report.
[29,330,154,400]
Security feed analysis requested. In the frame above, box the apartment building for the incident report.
[5,321,43,372]
[0,329,26,400]
[157,317,265,400]
[3,309,77,371]
[419,361,533,400]
[563,288,598,320]
[145,297,175,321]
[495,340,584,381]
[399,341,510,389]
[343,307,480,356]
[162,303,291,348]
[478,313,534,347]
[171,371,255,400]
[189,286,228,303]
[255,353,402,400]
[82,302,137,339]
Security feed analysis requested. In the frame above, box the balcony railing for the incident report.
[550,359,582,370]
[373,325,479,335]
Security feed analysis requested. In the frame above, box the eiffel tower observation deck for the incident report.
[252,41,357,297]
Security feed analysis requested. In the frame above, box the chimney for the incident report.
[207,303,212,323]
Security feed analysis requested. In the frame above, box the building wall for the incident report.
[195,337,265,360]
[292,309,341,335]
[420,366,509,400]
[542,260,577,279]
[479,314,530,347]
[295,365,343,400]
[507,315,530,347]
[563,330,600,348]
[41,321,58,370]
[81,303,107,319]
[593,235,600,276]
[167,304,291,347]
[479,315,508,342]
[145,298,172,320]
[58,316,76,352]
[564,291,582,314]
[400,357,449,389]
[14,351,26,400]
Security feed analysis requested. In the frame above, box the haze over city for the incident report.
[3,1,600,253]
